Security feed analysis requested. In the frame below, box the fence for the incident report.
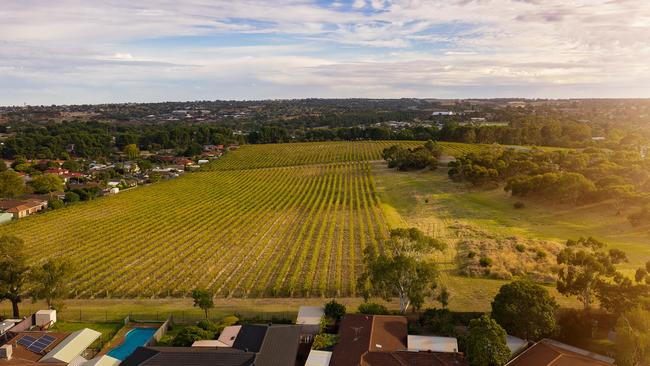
[1,307,297,326]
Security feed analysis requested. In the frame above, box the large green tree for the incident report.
[615,307,650,366]
[31,259,74,311]
[556,237,627,312]
[0,235,31,317]
[491,280,557,340]
[359,228,446,313]
[30,173,64,194]
[465,315,512,366]
[0,170,25,198]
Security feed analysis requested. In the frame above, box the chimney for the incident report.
[0,344,12,360]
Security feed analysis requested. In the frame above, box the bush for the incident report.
[312,333,340,350]
[479,257,493,267]
[324,300,346,320]
[48,199,64,210]
[419,308,455,336]
[172,326,211,347]
[467,251,477,259]
[358,302,389,315]
[514,201,525,209]
[219,315,239,326]
[64,191,80,203]
[197,320,220,332]
[515,244,526,252]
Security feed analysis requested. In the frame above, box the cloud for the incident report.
[1,0,650,104]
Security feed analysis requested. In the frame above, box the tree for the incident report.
[31,259,74,311]
[359,228,446,313]
[191,289,214,318]
[64,191,80,203]
[0,170,25,198]
[30,174,64,194]
[615,307,650,366]
[491,280,557,340]
[556,237,626,312]
[0,235,31,317]
[124,144,140,160]
[465,315,511,366]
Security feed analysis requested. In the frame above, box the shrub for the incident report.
[324,300,346,320]
[479,257,493,267]
[172,326,211,347]
[64,191,80,203]
[515,244,526,252]
[514,201,525,209]
[48,199,64,210]
[312,333,340,350]
[197,320,219,332]
[535,249,547,260]
[219,315,240,327]
[358,302,389,315]
[467,251,477,259]
[557,309,594,343]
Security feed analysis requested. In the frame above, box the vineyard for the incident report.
[205,141,492,171]
[0,140,496,299]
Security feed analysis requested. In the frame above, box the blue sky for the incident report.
[1,0,650,105]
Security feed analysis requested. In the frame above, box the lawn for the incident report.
[49,321,123,349]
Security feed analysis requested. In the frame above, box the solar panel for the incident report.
[18,336,36,347]
[41,335,56,342]
[28,344,44,353]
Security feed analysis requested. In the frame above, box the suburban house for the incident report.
[0,310,102,365]
[326,314,468,366]
[0,199,48,219]
[506,338,616,366]
[122,324,302,366]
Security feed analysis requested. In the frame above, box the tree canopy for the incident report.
[491,280,557,340]
[359,228,446,313]
[0,235,31,317]
[464,315,512,366]
[191,288,214,318]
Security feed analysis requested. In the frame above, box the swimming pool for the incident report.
[107,327,157,360]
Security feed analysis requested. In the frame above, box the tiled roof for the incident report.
[506,339,615,366]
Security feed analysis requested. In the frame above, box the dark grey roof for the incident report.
[255,325,301,366]
[120,346,255,366]
[232,325,268,353]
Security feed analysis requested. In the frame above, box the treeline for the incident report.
[449,147,650,210]
[1,121,242,159]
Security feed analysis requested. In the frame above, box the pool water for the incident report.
[107,327,157,360]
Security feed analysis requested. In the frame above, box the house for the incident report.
[0,199,47,219]
[431,111,455,116]
[506,338,615,366]
[123,324,301,366]
[0,327,100,365]
[329,314,468,366]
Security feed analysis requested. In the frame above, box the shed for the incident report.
[507,335,528,356]
[407,335,458,352]
[305,350,332,366]
[35,309,57,327]
[0,212,13,225]
[40,328,101,364]
[296,306,324,334]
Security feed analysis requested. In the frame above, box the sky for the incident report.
[1,0,650,105]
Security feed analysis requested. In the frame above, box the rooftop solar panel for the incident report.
[18,336,36,347]
[42,335,56,342]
